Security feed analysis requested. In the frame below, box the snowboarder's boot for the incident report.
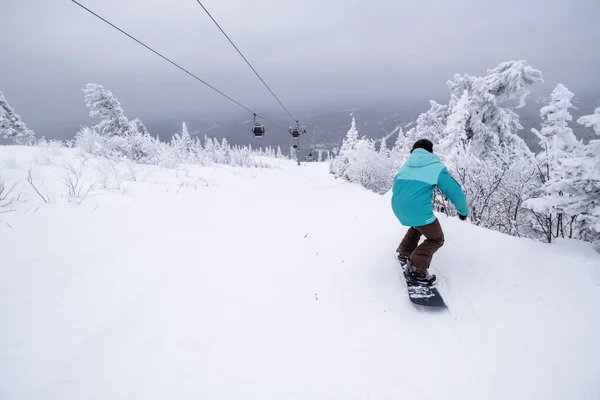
[396,252,409,267]
[403,262,436,286]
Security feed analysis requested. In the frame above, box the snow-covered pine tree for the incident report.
[412,101,448,144]
[83,83,130,137]
[390,127,410,170]
[446,60,543,159]
[127,117,158,163]
[391,100,449,169]
[379,134,390,157]
[561,107,600,244]
[171,122,194,164]
[130,118,150,138]
[537,145,598,244]
[532,84,579,178]
[378,133,395,187]
[345,137,371,183]
[210,138,224,164]
[218,138,230,164]
[0,90,36,145]
[431,90,471,216]
[203,134,214,163]
[437,90,470,167]
[276,146,286,159]
[330,116,359,178]
[192,136,206,165]
[523,84,580,242]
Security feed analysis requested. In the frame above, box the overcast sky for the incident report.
[1,0,599,137]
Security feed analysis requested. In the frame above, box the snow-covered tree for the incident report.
[437,90,470,167]
[0,90,36,145]
[345,138,393,194]
[412,101,448,144]
[523,84,580,242]
[75,118,159,164]
[432,61,543,235]
[390,127,411,169]
[391,100,450,168]
[83,83,130,137]
[215,137,230,164]
[534,138,599,245]
[76,84,158,163]
[532,84,579,177]
[171,122,194,163]
[126,118,157,163]
[559,107,600,244]
[276,146,285,159]
[446,60,543,159]
[577,107,600,134]
[520,104,600,245]
[203,135,215,157]
[329,116,359,178]
[379,134,390,157]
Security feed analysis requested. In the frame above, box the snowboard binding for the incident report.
[397,253,436,286]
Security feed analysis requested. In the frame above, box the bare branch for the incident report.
[26,168,49,204]
[0,177,18,210]
[61,162,100,205]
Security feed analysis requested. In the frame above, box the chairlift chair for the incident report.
[252,123,265,138]
[252,114,265,138]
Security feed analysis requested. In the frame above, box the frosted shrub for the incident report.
[344,139,392,194]
[75,126,107,157]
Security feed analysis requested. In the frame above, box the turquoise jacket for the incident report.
[391,148,469,227]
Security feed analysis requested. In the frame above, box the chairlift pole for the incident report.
[295,120,301,166]
[290,120,302,166]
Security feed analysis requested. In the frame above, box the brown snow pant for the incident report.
[396,218,445,273]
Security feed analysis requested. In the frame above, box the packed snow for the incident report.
[1,145,600,399]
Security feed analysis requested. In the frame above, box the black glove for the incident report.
[458,214,467,221]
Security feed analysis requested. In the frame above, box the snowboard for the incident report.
[398,259,446,308]
[405,280,446,308]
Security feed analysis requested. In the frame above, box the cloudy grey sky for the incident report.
[1,0,599,138]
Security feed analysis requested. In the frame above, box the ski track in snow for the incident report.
[1,146,600,399]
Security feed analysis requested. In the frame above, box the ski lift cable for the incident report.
[70,0,287,130]
[192,0,298,123]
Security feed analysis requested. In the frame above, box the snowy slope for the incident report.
[1,145,600,400]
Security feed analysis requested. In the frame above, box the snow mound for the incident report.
[1,145,599,400]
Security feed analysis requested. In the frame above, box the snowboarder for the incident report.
[391,139,469,285]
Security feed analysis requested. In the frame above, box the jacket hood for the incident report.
[406,148,441,168]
